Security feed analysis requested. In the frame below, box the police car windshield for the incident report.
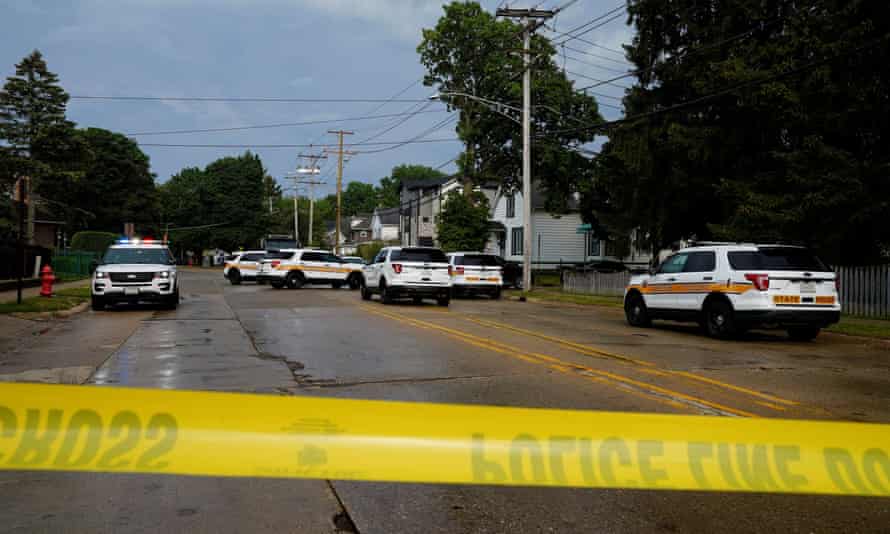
[103,247,174,265]
[456,255,499,266]
[391,248,448,262]
[728,248,829,271]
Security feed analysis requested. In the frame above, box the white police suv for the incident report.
[624,244,840,340]
[256,249,359,289]
[223,250,266,285]
[91,239,179,310]
[446,252,503,299]
[361,246,452,306]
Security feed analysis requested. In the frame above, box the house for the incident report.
[346,214,372,245]
[371,207,399,242]
[488,183,653,270]
[399,175,498,247]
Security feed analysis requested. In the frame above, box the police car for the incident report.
[446,252,503,299]
[361,246,452,306]
[91,238,179,310]
[624,243,840,340]
[223,250,266,285]
[256,249,358,289]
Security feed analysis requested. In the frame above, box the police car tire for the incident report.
[332,281,343,289]
[704,299,736,339]
[348,274,361,290]
[436,296,450,307]
[491,288,502,300]
[91,296,105,311]
[228,269,241,285]
[287,272,305,289]
[361,283,372,300]
[381,281,394,304]
[624,292,651,327]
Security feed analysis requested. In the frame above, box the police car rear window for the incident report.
[391,248,447,262]
[728,249,829,272]
[456,255,499,266]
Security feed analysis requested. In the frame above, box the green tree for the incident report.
[596,0,890,263]
[377,164,448,208]
[341,181,377,216]
[263,174,282,212]
[436,191,489,252]
[69,128,156,232]
[418,2,600,209]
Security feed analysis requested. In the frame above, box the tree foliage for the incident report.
[436,191,490,252]
[70,231,117,253]
[341,181,377,216]
[418,2,601,209]
[377,164,447,208]
[594,0,890,263]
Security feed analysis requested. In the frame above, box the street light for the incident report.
[430,90,531,292]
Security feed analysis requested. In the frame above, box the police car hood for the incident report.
[97,264,172,273]
[628,273,652,285]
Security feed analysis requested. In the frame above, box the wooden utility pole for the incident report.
[13,177,29,305]
[325,131,355,254]
[496,6,554,293]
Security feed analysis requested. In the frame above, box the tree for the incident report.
[418,2,600,209]
[595,0,890,263]
[341,181,377,216]
[263,174,282,212]
[377,164,448,208]
[436,191,490,252]
[68,128,157,232]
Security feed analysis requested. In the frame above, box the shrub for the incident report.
[70,231,117,253]
[356,241,385,261]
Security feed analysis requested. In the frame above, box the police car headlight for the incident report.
[157,271,171,279]
[94,271,106,279]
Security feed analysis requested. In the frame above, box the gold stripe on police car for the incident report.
[0,384,887,497]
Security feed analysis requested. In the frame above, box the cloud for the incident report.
[288,76,314,87]
[298,0,443,41]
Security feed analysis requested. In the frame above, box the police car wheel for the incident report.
[381,281,394,304]
[287,272,305,289]
[624,293,651,327]
[705,299,736,338]
[348,274,361,290]
[491,288,502,300]
[332,281,343,289]
[91,296,105,311]
[436,295,450,307]
[228,269,241,285]
[361,283,372,300]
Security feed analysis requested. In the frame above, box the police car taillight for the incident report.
[744,273,770,291]
[271,261,281,268]
[454,266,465,275]
[392,263,402,274]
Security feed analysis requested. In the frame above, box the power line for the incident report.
[563,44,629,66]
[70,95,432,103]
[354,115,460,154]
[125,108,447,136]
[565,69,631,90]
[562,52,628,75]
[550,5,625,45]
[139,138,461,149]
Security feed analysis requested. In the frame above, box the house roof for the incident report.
[374,207,400,225]
[399,175,452,191]
[349,214,371,230]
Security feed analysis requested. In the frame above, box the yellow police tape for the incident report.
[1,383,888,497]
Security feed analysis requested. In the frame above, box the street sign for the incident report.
[576,223,592,234]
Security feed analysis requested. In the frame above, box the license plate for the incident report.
[800,281,817,294]
[124,288,138,296]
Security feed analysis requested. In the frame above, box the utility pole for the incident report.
[297,153,327,247]
[325,131,355,254]
[13,177,28,305]
[496,6,554,293]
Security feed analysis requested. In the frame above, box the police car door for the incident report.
[647,253,689,310]
[240,253,263,278]
[299,251,327,281]
[324,253,350,281]
[365,249,387,288]
[673,251,716,310]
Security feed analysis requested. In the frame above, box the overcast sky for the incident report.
[1,0,632,198]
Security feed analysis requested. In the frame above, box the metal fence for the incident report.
[561,270,631,297]
[53,250,99,277]
[836,264,890,318]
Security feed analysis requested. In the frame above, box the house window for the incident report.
[506,194,515,218]
[511,227,523,255]
[586,233,601,257]
[360,231,367,238]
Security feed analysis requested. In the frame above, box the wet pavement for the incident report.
[1,268,889,532]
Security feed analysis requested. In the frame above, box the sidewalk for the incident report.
[0,278,90,304]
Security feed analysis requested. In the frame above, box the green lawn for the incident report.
[505,288,624,308]
[827,316,890,339]
[533,272,562,287]
[0,287,91,314]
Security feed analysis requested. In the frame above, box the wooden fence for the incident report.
[837,264,890,318]
[561,271,631,297]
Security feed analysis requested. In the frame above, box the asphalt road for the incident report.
[2,268,889,533]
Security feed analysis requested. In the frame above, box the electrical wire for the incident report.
[70,95,431,103]
[562,44,629,66]
[140,138,461,149]
[354,115,460,154]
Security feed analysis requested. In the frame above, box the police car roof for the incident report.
[109,244,169,249]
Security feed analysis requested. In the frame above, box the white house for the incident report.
[371,207,399,242]
[488,183,653,269]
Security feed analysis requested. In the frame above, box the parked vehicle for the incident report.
[361,247,451,306]
[624,244,840,340]
[223,250,266,285]
[339,256,365,289]
[447,252,503,299]
[91,238,179,310]
[256,249,356,290]
[493,257,523,288]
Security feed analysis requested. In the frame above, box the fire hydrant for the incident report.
[40,265,55,297]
